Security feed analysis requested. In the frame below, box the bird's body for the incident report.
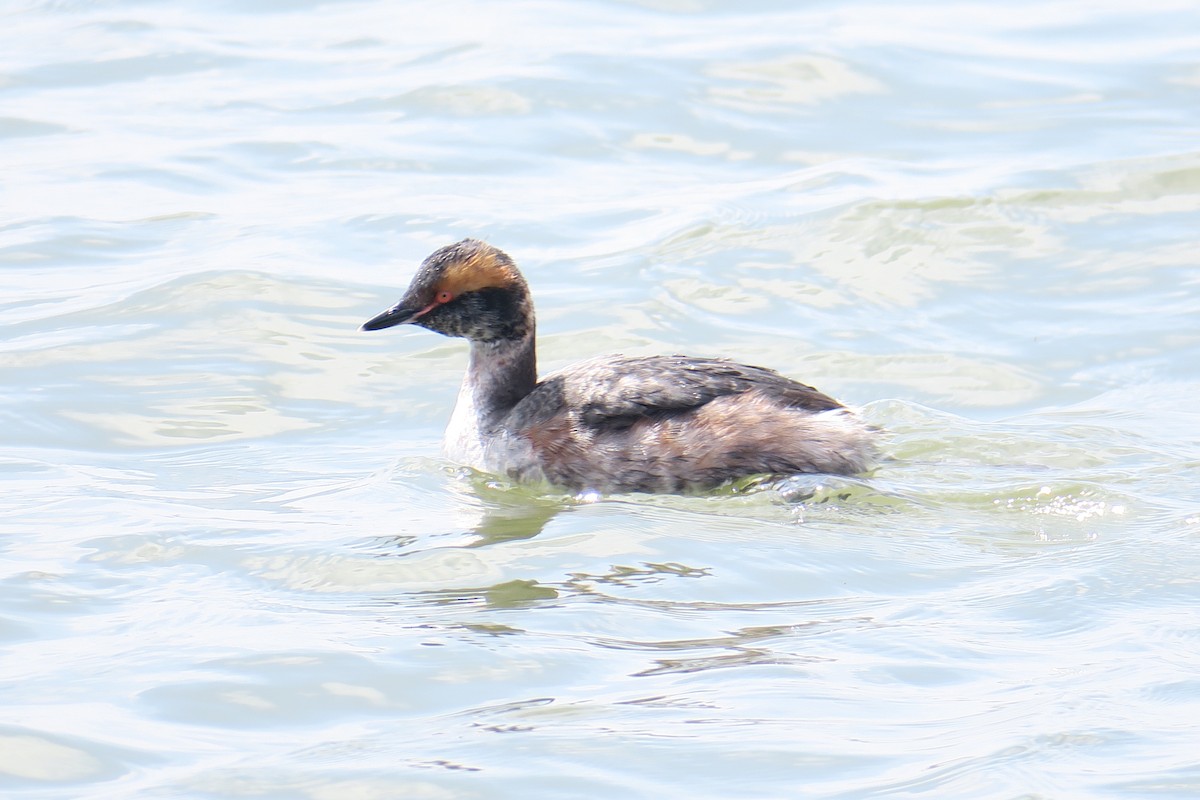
[363,239,876,494]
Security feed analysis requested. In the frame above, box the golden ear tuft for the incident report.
[438,246,522,297]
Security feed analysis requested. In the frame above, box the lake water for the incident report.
[3,1,1200,797]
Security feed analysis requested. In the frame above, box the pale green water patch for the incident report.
[3,0,1199,798]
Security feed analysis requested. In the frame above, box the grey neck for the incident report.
[464,333,538,430]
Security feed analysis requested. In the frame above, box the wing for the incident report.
[512,355,844,431]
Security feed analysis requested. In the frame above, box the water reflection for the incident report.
[5,0,1199,796]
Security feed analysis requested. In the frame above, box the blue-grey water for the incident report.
[3,1,1200,798]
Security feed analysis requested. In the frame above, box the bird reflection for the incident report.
[363,469,570,556]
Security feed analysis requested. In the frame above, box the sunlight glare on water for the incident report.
[2,0,1200,798]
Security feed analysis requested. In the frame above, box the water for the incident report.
[3,0,1200,797]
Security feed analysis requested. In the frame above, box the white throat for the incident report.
[441,335,537,472]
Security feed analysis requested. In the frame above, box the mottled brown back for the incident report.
[506,355,874,492]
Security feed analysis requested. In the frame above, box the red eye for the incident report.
[436,290,453,303]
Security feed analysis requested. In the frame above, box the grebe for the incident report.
[362,239,877,494]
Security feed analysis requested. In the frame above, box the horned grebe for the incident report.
[362,239,877,494]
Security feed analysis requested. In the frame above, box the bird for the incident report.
[362,239,877,494]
